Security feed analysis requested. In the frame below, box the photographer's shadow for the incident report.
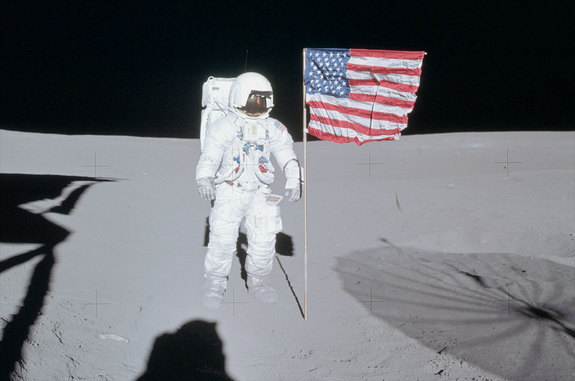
[136,320,234,381]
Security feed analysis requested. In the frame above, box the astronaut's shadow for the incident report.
[203,218,295,284]
[203,219,303,317]
[235,231,294,283]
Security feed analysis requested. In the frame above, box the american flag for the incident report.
[304,48,425,145]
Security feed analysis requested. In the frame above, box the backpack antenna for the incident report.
[244,49,248,72]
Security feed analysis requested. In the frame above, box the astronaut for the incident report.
[196,72,303,309]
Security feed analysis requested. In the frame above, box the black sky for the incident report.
[1,1,572,140]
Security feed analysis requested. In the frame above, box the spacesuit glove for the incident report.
[197,177,215,201]
[284,160,303,203]
[285,187,301,203]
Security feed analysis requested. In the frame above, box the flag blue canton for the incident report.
[305,48,351,98]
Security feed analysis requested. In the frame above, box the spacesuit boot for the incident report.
[247,275,278,304]
[202,274,228,310]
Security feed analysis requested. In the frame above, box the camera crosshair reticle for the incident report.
[355,150,385,178]
[81,153,110,178]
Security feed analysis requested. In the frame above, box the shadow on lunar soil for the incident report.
[203,218,302,316]
[0,173,111,379]
[335,241,575,381]
[237,231,302,316]
[235,232,295,282]
[136,320,234,381]
[203,219,294,257]
[202,217,295,280]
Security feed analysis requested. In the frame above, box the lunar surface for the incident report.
[1,128,574,380]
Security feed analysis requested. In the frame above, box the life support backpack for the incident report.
[200,76,235,151]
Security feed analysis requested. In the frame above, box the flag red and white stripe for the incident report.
[304,48,425,145]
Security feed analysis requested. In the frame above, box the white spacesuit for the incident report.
[196,72,302,309]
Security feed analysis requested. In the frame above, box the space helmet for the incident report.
[229,72,274,119]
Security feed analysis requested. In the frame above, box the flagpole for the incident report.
[302,48,308,321]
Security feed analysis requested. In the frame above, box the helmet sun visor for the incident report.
[239,90,273,117]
